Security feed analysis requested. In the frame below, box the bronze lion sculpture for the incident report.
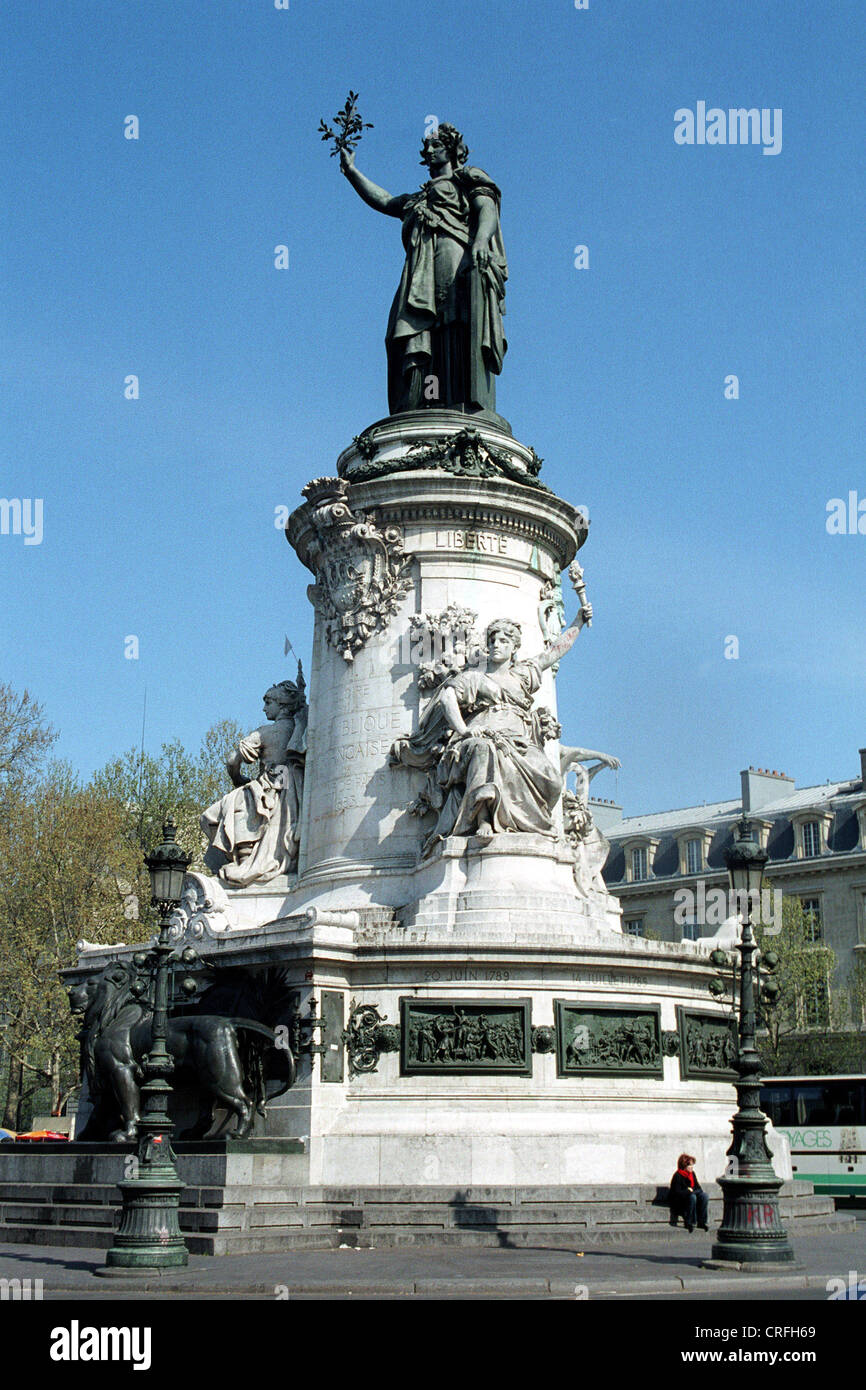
[69,959,296,1142]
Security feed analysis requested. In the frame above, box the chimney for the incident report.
[860,748,866,788]
[740,766,795,813]
[590,799,623,834]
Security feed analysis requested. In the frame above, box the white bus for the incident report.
[761,1075,866,1198]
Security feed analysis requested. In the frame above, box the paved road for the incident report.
[0,1226,863,1300]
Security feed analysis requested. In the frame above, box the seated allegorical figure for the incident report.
[201,672,307,887]
[390,601,592,856]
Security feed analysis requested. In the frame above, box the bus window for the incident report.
[829,1081,858,1124]
[762,1086,793,1125]
[797,1087,827,1124]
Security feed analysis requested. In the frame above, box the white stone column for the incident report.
[286,416,588,915]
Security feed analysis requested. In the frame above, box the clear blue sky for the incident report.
[2,0,864,816]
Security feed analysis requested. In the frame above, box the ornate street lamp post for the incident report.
[709,818,795,1265]
[99,818,192,1273]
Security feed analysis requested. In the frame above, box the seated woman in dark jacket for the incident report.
[669,1153,709,1232]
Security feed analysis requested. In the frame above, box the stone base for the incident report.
[0,1144,850,1255]
[400,834,621,937]
[300,1101,779,1189]
[68,904,792,1193]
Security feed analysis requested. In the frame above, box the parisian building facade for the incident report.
[597,747,866,1030]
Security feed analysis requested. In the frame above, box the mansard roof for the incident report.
[603,776,865,884]
[608,779,861,841]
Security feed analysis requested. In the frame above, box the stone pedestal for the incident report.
[402,834,621,936]
[66,408,788,1201]
[285,411,588,918]
[69,917,790,1191]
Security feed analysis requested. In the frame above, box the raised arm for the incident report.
[340,148,405,217]
[561,746,621,774]
[536,602,592,672]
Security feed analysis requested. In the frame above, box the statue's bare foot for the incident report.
[475,820,494,842]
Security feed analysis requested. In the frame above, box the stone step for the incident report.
[0,1171,847,1254]
[0,1210,852,1258]
[0,1182,825,1205]
[206,1208,855,1254]
[0,1188,838,1231]
[0,1203,116,1229]
[0,1182,238,1211]
[0,1174,821,1199]
[0,1203,251,1235]
[0,1191,836,1227]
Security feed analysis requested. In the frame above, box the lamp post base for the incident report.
[710,1176,796,1265]
[100,1176,189,1271]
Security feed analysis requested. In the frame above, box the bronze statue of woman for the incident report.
[340,123,507,415]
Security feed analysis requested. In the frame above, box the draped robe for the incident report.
[201,717,305,886]
[385,166,507,414]
[391,660,561,855]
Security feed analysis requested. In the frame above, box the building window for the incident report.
[802,820,821,857]
[631,846,648,881]
[802,977,830,1030]
[801,897,823,942]
[624,918,644,937]
[685,838,703,874]
[682,920,701,942]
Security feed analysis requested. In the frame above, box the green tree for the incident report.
[0,683,56,791]
[0,684,57,1124]
[0,764,152,1124]
[0,687,243,1128]
[845,952,866,1032]
[92,719,244,868]
[756,895,839,1074]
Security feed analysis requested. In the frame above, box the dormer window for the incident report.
[802,821,821,858]
[790,809,833,860]
[620,835,659,883]
[675,827,713,877]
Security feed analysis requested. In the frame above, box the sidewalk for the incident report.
[1,1228,863,1298]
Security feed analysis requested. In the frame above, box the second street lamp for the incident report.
[708,818,795,1266]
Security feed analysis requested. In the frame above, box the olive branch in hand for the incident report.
[318,91,373,157]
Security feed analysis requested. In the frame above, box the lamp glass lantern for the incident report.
[145,817,190,908]
[724,818,768,910]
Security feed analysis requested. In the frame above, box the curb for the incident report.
[38,1270,838,1298]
